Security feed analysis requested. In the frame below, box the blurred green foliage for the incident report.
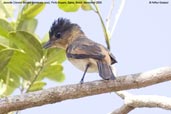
[0,0,93,97]
[0,1,66,97]
[58,0,93,12]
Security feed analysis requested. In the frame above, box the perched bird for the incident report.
[43,18,117,83]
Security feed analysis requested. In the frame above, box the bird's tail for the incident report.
[97,61,115,80]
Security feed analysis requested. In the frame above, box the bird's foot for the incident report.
[80,79,84,84]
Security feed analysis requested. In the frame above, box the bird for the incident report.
[43,18,117,84]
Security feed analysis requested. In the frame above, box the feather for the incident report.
[97,61,115,80]
[49,18,73,37]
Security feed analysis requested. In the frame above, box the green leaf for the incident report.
[58,0,93,12]
[7,71,20,88]
[21,4,46,19]
[0,43,7,50]
[28,81,46,92]
[39,64,65,82]
[0,1,15,19]
[81,1,93,11]
[0,36,9,47]
[0,19,14,37]
[58,0,81,12]
[17,18,38,33]
[45,48,66,65]
[8,31,43,61]
[47,71,65,82]
[8,50,35,80]
[0,80,6,97]
[0,68,20,88]
[0,82,16,96]
[0,49,14,73]
[7,31,43,81]
[0,68,19,96]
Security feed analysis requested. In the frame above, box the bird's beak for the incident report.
[43,41,52,49]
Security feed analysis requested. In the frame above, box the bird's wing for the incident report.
[66,38,105,60]
[109,52,117,64]
[66,38,116,80]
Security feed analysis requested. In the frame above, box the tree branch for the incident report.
[110,104,134,114]
[123,92,171,110]
[0,67,171,114]
[110,91,171,114]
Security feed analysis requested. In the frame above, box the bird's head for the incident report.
[43,18,84,49]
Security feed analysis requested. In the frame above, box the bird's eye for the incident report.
[55,32,61,39]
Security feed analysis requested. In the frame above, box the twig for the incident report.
[110,0,125,39]
[106,0,115,30]
[92,0,111,50]
[26,56,46,92]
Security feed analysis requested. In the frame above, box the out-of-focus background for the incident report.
[14,0,171,114]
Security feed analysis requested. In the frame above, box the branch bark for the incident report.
[110,91,171,114]
[0,67,171,114]
[110,104,134,114]
[126,94,171,109]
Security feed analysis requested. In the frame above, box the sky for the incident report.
[19,0,171,114]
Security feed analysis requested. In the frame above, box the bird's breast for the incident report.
[68,58,98,73]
